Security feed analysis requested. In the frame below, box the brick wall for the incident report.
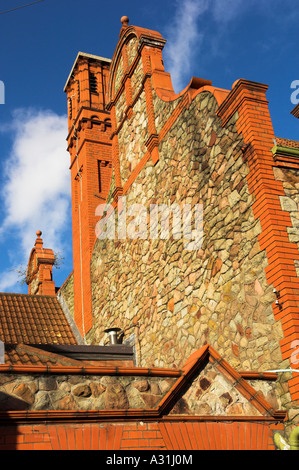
[0,420,283,450]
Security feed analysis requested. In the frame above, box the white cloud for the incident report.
[0,108,71,291]
[0,269,21,293]
[163,0,285,93]
[210,0,245,23]
[164,0,209,93]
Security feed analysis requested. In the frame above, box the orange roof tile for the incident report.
[4,343,84,367]
[3,343,135,368]
[276,137,299,149]
[0,293,78,345]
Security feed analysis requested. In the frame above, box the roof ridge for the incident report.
[0,292,59,299]
[18,343,86,366]
[275,136,299,149]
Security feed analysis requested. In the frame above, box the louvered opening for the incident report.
[89,72,98,94]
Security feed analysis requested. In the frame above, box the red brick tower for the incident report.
[64,52,112,337]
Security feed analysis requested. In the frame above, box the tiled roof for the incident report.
[3,343,135,368]
[276,137,299,149]
[0,293,78,345]
[4,343,83,367]
[0,293,135,368]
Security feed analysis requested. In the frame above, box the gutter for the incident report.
[0,363,182,377]
[0,409,287,426]
[272,145,299,158]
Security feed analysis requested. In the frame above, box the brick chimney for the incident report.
[26,231,56,296]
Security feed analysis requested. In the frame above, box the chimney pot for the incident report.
[104,327,122,345]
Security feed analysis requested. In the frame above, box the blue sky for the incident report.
[0,0,298,293]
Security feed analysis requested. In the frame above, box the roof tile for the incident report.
[276,137,299,149]
[0,293,77,345]
[4,343,84,367]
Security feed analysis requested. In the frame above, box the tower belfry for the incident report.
[64,52,112,336]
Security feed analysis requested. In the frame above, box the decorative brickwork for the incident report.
[90,70,285,376]
[217,80,299,403]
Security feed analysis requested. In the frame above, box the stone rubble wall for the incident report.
[58,271,75,320]
[117,89,149,184]
[0,368,281,415]
[88,89,285,379]
[0,373,175,411]
[274,166,299,275]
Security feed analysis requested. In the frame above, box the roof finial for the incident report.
[121,15,129,27]
[35,230,43,248]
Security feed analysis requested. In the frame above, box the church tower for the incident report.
[64,52,112,337]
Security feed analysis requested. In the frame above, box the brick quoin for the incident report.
[218,79,299,401]
[64,53,112,336]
